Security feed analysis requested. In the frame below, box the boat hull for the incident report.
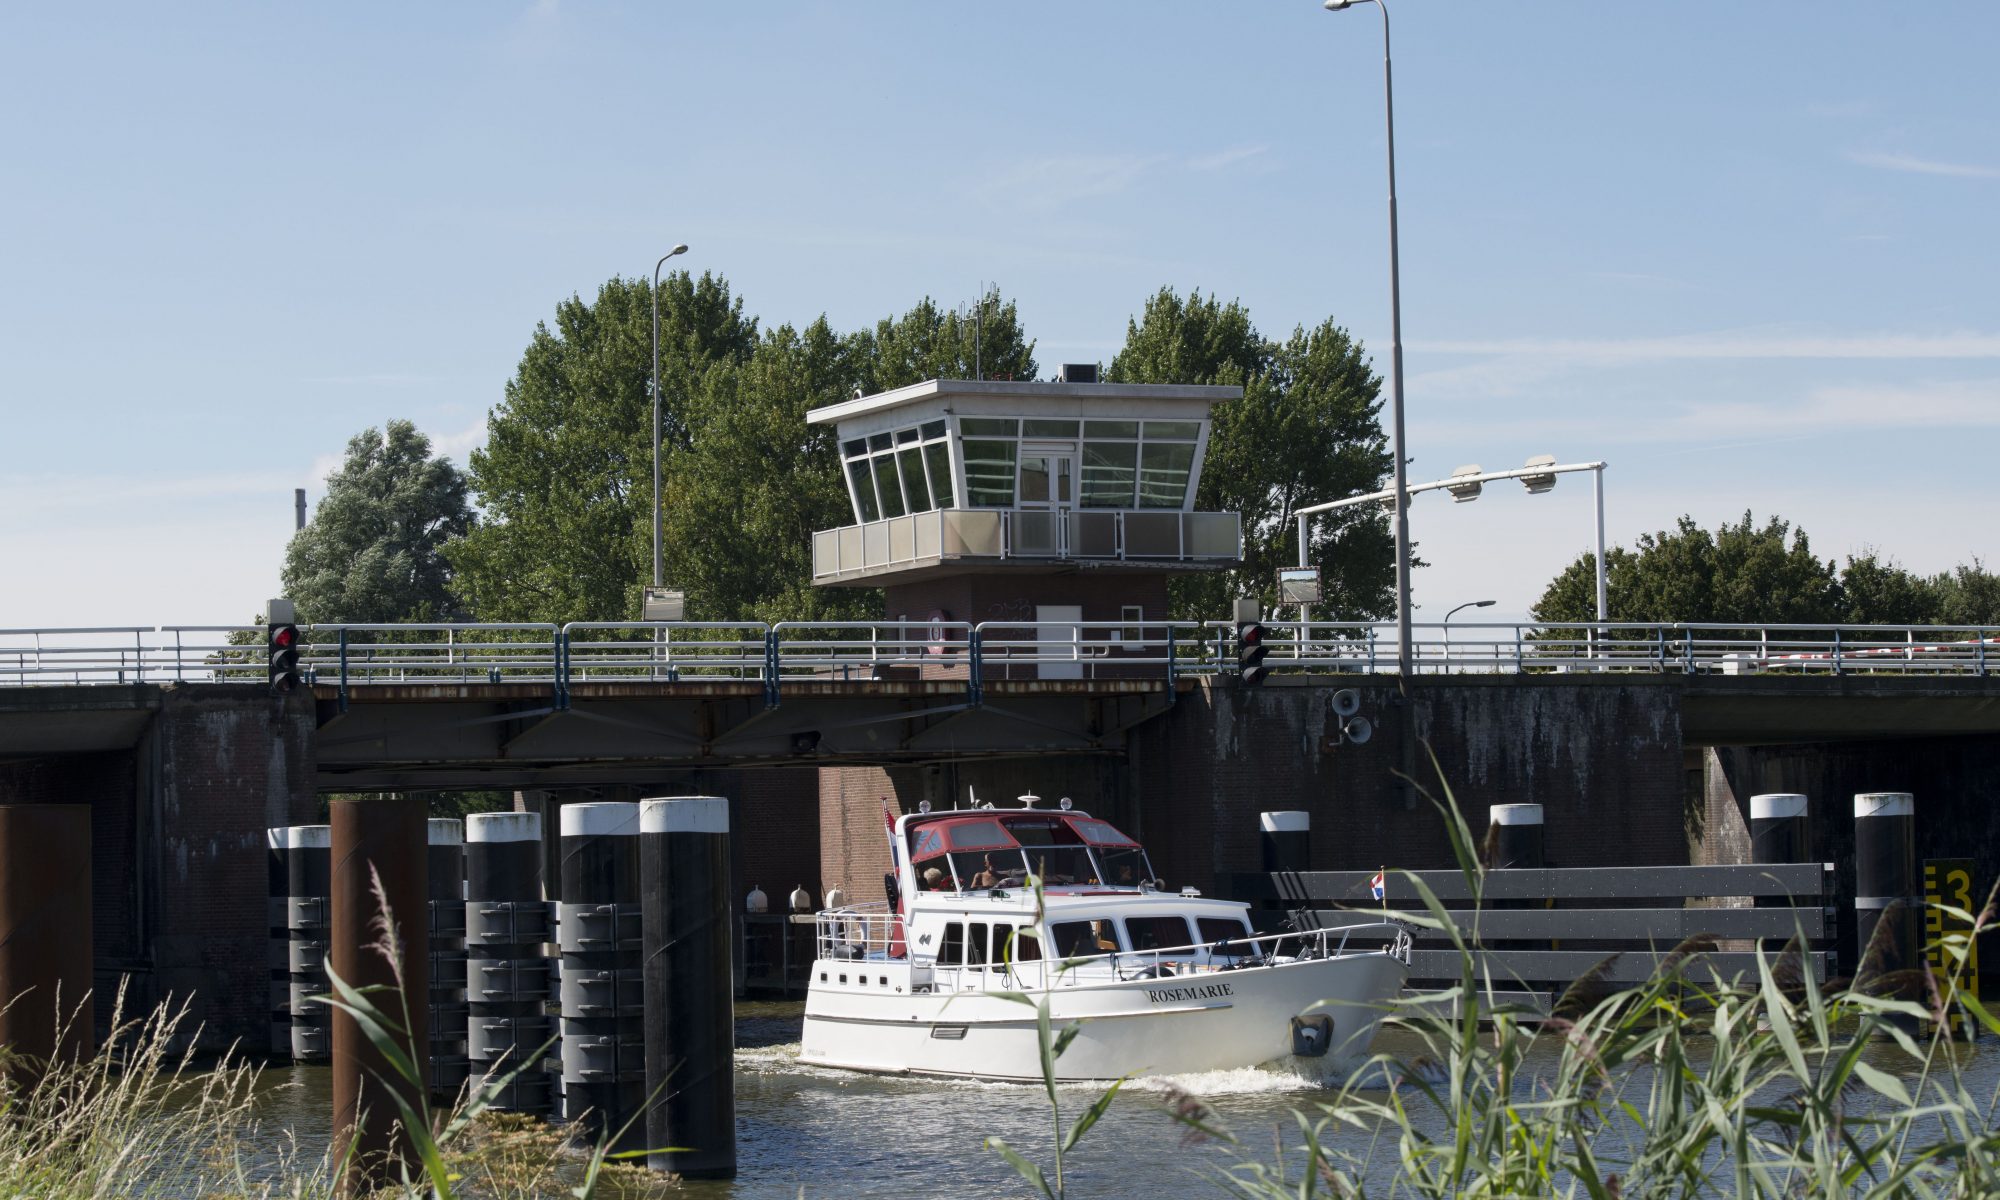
[799,951,1406,1082]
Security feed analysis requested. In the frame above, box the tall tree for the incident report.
[853,288,1037,392]
[282,420,474,623]
[1533,511,1842,626]
[662,319,879,623]
[1106,288,1394,619]
[448,272,756,622]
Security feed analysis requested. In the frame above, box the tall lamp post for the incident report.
[651,243,690,590]
[1323,0,1411,681]
[1442,598,1496,672]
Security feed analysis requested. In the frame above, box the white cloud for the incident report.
[1412,329,2000,362]
[431,418,489,462]
[1673,378,2000,436]
[1845,150,2000,180]
[970,154,1163,214]
[1187,144,1269,172]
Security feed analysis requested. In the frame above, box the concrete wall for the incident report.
[1704,733,2000,972]
[821,675,1690,900]
[0,685,317,1049]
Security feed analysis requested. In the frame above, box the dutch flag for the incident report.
[1369,869,1386,902]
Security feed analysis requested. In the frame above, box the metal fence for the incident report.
[2,619,1994,688]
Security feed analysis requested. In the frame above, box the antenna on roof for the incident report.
[966,786,978,811]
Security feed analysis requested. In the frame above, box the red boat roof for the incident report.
[906,810,1140,861]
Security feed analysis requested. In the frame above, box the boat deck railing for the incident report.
[814,907,1411,984]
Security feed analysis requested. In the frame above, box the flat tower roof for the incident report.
[806,378,1241,427]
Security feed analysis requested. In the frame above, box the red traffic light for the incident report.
[1241,623,1264,646]
[271,626,297,649]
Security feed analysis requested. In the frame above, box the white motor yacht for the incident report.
[800,795,1410,1082]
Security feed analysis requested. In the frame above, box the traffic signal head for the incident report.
[1237,619,1270,686]
[267,622,302,693]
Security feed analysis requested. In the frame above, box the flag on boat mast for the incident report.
[1370,868,1386,904]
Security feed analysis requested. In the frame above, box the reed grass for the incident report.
[1168,756,2000,1198]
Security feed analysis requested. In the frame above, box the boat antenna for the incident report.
[1019,792,1040,809]
[967,785,978,811]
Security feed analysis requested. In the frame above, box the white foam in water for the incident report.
[734,1041,1396,1096]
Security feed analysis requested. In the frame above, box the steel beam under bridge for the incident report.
[308,678,1179,791]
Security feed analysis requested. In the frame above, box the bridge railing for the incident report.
[301,624,564,685]
[564,622,770,681]
[0,620,1992,686]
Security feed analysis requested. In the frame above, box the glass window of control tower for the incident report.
[953,415,1202,510]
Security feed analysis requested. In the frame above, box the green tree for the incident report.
[282,420,474,623]
[663,319,879,623]
[1931,559,2000,626]
[1837,551,1939,625]
[1106,287,1394,619]
[854,288,1037,392]
[1533,511,1841,626]
[448,272,757,622]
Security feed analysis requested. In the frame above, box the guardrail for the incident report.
[1226,863,1836,1003]
[1,620,1993,688]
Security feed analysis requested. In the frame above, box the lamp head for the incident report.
[1324,0,1358,8]
[1475,600,1497,609]
[669,243,689,257]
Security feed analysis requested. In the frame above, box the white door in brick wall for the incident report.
[1037,605,1083,681]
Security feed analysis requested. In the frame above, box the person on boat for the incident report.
[969,854,1001,890]
[1091,920,1118,952]
[922,866,948,890]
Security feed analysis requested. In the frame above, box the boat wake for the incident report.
[736,1041,1392,1097]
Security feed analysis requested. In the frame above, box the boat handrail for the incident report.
[811,907,1412,977]
[1037,919,1413,985]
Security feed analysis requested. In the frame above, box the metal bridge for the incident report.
[4,619,1997,689]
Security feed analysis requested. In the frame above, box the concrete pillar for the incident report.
[0,804,93,1078]
[641,797,736,1179]
[426,818,468,1100]
[557,802,643,1150]
[329,797,428,1195]
[285,825,332,1062]
[1855,792,1919,979]
[465,812,554,1114]
[1258,811,1310,873]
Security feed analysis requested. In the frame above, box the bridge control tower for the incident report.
[806,370,1243,677]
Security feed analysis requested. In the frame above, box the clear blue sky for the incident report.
[3,2,1994,628]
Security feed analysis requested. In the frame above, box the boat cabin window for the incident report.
[1124,916,1195,954]
[939,922,963,966]
[1006,926,1042,962]
[966,922,990,966]
[1049,920,1121,959]
[1197,916,1254,945]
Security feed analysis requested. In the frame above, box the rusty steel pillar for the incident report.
[329,796,428,1195]
[0,804,93,1080]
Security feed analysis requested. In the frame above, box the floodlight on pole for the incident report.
[1295,458,1611,624]
[651,243,691,590]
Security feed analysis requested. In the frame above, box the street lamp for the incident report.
[651,243,690,591]
[1322,0,1411,684]
[1442,598,1496,673]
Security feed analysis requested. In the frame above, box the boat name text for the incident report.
[1144,982,1233,1004]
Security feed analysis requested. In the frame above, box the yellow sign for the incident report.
[1923,858,1980,1034]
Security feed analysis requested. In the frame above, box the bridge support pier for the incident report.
[0,803,93,1078]
[328,795,428,1196]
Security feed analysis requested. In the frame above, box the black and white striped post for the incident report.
[1259,811,1310,873]
[1750,794,1810,949]
[284,824,332,1062]
[640,796,736,1179]
[268,827,290,1055]
[427,818,469,1100]
[1855,792,1919,974]
[558,802,644,1150]
[1488,804,1544,870]
[465,812,554,1114]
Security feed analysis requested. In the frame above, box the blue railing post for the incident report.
[1655,625,1666,671]
[1513,625,1524,673]
[1165,628,1177,703]
[1681,626,1694,674]
[1980,630,1989,678]
[556,629,571,709]
[763,631,781,709]
[1832,628,1843,677]
[337,628,350,713]
[968,629,983,706]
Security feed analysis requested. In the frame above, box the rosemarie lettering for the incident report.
[1144,982,1234,1004]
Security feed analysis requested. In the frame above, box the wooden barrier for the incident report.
[1227,863,1835,1003]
